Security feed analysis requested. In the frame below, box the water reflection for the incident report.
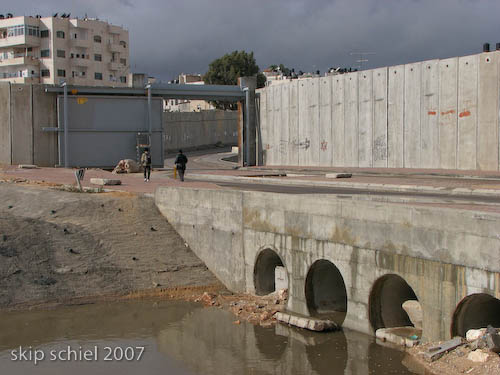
[0,299,418,375]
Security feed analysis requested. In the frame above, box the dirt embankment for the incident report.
[0,182,222,310]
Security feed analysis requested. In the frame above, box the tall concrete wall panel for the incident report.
[358,70,373,167]
[289,81,299,165]
[420,60,440,168]
[273,85,282,165]
[404,63,421,168]
[281,83,290,165]
[319,77,332,166]
[265,86,275,165]
[0,82,10,164]
[258,88,267,165]
[438,58,458,169]
[344,73,359,166]
[10,84,33,165]
[32,85,57,167]
[331,75,345,166]
[373,67,388,167]
[477,52,499,170]
[457,54,478,170]
[298,80,309,166]
[308,79,320,166]
[387,65,405,168]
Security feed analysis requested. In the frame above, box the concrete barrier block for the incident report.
[89,178,121,185]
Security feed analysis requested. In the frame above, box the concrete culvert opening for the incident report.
[451,293,500,338]
[253,249,285,296]
[369,274,420,332]
[305,259,347,323]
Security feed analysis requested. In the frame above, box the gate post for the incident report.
[239,76,257,166]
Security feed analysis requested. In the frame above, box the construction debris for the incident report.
[90,178,122,186]
[112,159,142,174]
[424,337,464,362]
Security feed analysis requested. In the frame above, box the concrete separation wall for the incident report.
[0,82,11,164]
[164,110,238,155]
[258,51,500,171]
[156,186,500,341]
[0,83,58,167]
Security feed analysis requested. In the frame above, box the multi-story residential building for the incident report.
[0,14,129,86]
[164,73,216,112]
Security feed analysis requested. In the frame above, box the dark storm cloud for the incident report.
[7,0,500,81]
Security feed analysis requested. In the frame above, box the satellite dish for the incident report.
[0,15,4,19]
[7,13,13,18]
[61,13,66,18]
[53,13,58,17]
[67,13,70,18]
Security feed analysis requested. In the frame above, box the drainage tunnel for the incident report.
[369,274,419,331]
[305,259,347,323]
[253,249,285,296]
[451,293,500,337]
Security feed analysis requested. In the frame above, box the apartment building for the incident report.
[0,14,129,86]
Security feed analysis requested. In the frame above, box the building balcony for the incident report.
[71,75,88,85]
[0,73,40,84]
[108,24,123,34]
[71,57,90,67]
[0,55,40,67]
[109,61,122,71]
[71,38,90,48]
[70,19,91,29]
[107,42,122,53]
[0,35,40,48]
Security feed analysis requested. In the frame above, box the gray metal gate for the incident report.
[57,95,163,168]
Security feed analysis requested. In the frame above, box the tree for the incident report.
[204,50,260,86]
[204,50,265,109]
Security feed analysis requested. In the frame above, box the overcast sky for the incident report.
[8,0,500,81]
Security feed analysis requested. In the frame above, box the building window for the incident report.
[40,49,50,58]
[119,41,127,48]
[93,35,101,43]
[56,31,65,38]
[57,69,66,77]
[120,58,126,66]
[41,69,50,77]
[6,25,39,37]
[94,54,102,62]
[95,72,102,80]
[120,76,127,83]
[57,50,66,58]
[40,30,49,38]
[70,53,74,58]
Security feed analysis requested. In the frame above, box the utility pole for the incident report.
[349,52,376,71]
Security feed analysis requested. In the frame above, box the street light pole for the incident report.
[61,81,69,168]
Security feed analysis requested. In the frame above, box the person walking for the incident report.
[174,149,188,182]
[141,148,152,182]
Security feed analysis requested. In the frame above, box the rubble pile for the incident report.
[112,159,142,174]
[191,289,288,327]
[411,325,500,374]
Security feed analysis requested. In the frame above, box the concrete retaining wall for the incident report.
[0,83,58,167]
[156,186,500,341]
[258,51,500,171]
[164,110,238,154]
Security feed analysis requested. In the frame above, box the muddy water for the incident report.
[0,300,419,374]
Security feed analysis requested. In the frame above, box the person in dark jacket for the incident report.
[174,149,188,181]
[141,148,152,182]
